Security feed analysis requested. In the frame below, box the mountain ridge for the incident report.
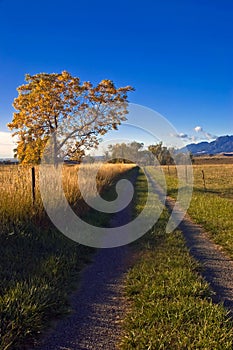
[183,135,233,155]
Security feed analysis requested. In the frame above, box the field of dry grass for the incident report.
[193,155,233,165]
[0,163,134,234]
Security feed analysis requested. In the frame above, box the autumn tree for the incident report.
[8,71,134,164]
[148,143,175,165]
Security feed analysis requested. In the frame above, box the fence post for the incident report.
[31,167,36,205]
[201,169,206,191]
[167,165,170,175]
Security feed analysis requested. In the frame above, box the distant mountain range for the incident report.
[0,158,18,163]
[182,135,233,155]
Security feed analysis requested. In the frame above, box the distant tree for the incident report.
[8,71,134,164]
[148,142,175,165]
[148,143,163,163]
[190,152,194,164]
[107,142,144,163]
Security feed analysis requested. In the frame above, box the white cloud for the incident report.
[204,132,217,140]
[177,132,188,139]
[190,136,198,142]
[194,126,217,140]
[0,132,16,158]
[172,132,195,142]
[194,126,203,133]
[172,125,218,146]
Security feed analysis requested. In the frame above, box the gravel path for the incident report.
[32,246,133,350]
[32,172,137,350]
[178,211,233,315]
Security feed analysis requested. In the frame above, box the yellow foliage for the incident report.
[8,72,134,164]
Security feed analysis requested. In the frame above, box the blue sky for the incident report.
[0,0,232,157]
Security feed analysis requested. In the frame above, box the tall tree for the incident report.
[148,143,175,165]
[8,71,133,164]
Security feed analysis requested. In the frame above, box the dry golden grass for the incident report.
[192,164,233,199]
[193,156,233,165]
[0,163,135,234]
[162,164,233,199]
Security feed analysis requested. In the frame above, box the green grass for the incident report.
[147,165,233,257]
[188,193,233,253]
[0,226,93,350]
[121,169,233,349]
[0,166,137,350]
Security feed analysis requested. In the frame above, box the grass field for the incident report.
[0,163,135,350]
[121,169,233,349]
[155,164,233,256]
[193,156,233,165]
[1,162,233,349]
[0,163,134,235]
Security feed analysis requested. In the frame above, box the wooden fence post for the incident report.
[201,169,206,191]
[31,167,36,205]
[167,165,170,175]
